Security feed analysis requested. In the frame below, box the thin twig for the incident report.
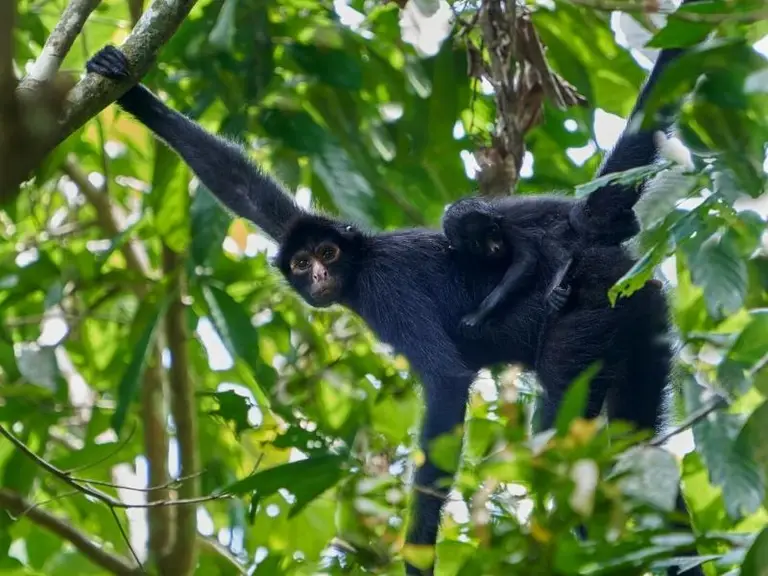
[0,488,139,575]
[0,424,229,509]
[81,470,206,493]
[650,396,729,447]
[109,506,145,573]
[66,422,137,474]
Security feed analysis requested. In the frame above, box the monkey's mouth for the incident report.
[310,282,338,307]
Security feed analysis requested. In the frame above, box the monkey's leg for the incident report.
[405,366,474,575]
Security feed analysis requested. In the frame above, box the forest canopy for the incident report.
[1,0,768,575]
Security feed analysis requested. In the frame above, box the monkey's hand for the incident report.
[547,284,571,313]
[459,312,487,338]
[86,45,132,81]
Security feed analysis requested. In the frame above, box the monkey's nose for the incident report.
[313,269,328,282]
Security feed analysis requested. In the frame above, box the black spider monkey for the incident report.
[442,188,644,335]
[443,196,577,334]
[86,7,701,571]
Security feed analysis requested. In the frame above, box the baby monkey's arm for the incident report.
[461,244,537,333]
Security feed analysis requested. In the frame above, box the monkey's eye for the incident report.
[290,253,312,273]
[317,243,340,263]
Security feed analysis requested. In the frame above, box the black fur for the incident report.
[86,19,702,574]
[443,196,575,335]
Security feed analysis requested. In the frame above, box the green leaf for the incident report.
[646,1,718,49]
[615,447,680,512]
[434,540,476,576]
[310,144,376,227]
[190,183,231,266]
[574,163,669,199]
[224,454,347,517]
[742,526,768,576]
[201,284,276,394]
[685,378,762,519]
[112,293,169,434]
[736,400,768,511]
[688,233,748,318]
[286,43,363,90]
[727,310,768,366]
[608,241,668,305]
[641,38,763,128]
[208,0,238,51]
[209,389,254,436]
[555,362,602,436]
[634,169,699,231]
[15,344,59,392]
[150,142,191,253]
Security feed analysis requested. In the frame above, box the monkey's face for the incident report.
[456,214,507,260]
[287,241,343,306]
[277,217,364,308]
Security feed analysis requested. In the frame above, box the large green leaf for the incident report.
[224,454,348,517]
[150,141,191,253]
[190,183,231,266]
[201,283,276,395]
[286,43,363,90]
[685,378,763,519]
[742,526,768,576]
[112,291,169,434]
[688,232,748,319]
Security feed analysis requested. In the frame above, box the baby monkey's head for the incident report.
[443,197,507,260]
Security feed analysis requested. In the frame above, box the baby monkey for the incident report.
[444,197,574,334]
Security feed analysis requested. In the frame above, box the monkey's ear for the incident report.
[340,224,360,240]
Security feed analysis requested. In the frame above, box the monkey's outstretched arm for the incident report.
[86,46,303,242]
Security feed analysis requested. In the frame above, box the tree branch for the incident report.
[52,0,199,148]
[0,488,140,575]
[0,0,19,203]
[26,0,101,84]
[0,424,228,509]
[561,0,768,23]
[5,0,199,198]
[163,245,200,576]
[650,395,729,447]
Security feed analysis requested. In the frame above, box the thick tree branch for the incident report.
[5,0,199,198]
[52,0,199,147]
[163,245,200,576]
[562,0,768,23]
[26,0,101,84]
[0,0,19,203]
[0,488,139,575]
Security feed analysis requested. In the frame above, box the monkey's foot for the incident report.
[547,284,572,312]
[86,45,131,80]
[459,313,487,339]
